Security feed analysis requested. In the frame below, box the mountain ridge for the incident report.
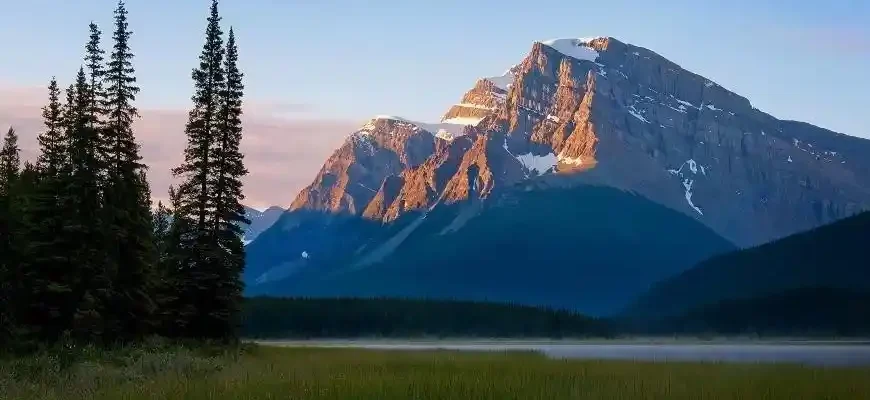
[242,205,285,244]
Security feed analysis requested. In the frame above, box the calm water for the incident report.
[261,341,870,366]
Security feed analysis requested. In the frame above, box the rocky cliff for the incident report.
[288,36,870,247]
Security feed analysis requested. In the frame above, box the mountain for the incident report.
[246,185,734,315]
[288,37,870,247]
[244,36,870,314]
[624,210,870,320]
[241,206,285,245]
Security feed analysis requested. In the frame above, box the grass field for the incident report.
[2,342,869,399]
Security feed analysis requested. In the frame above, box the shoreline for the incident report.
[254,337,870,346]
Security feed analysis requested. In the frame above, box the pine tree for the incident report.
[153,200,172,262]
[20,81,79,342]
[4,161,39,346]
[0,127,21,344]
[84,22,106,132]
[0,128,20,187]
[173,0,225,235]
[152,196,175,335]
[101,0,157,340]
[156,186,195,337]
[65,67,109,341]
[170,0,228,339]
[37,78,67,175]
[210,27,249,337]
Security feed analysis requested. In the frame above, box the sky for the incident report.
[1,0,868,207]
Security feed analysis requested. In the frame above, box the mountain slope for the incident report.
[247,185,735,315]
[625,211,870,319]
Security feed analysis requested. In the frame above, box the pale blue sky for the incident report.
[1,0,868,137]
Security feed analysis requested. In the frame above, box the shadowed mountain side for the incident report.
[246,185,735,316]
[625,211,870,319]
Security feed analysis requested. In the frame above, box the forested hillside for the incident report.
[627,210,870,320]
[637,287,870,337]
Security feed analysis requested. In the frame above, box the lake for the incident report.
[258,340,870,366]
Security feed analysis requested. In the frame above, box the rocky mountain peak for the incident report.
[287,35,870,246]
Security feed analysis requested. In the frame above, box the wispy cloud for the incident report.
[0,85,358,209]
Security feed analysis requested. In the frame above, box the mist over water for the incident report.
[264,342,870,367]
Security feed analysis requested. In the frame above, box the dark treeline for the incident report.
[0,0,248,350]
[628,287,870,337]
[241,297,613,339]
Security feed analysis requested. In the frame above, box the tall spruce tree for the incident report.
[65,66,110,341]
[156,186,199,337]
[0,128,20,187]
[21,80,79,342]
[211,27,249,335]
[173,0,225,234]
[3,161,39,345]
[170,0,230,339]
[101,0,157,340]
[37,78,67,174]
[0,127,21,343]
[153,192,183,337]
[85,22,106,133]
[153,201,172,261]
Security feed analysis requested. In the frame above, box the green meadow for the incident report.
[2,342,868,400]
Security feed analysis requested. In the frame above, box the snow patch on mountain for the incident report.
[501,136,556,176]
[435,130,456,141]
[558,152,584,166]
[668,160,705,215]
[357,115,473,139]
[672,96,700,110]
[682,178,703,215]
[540,38,601,62]
[627,105,649,123]
[441,116,484,126]
[668,159,703,176]
[687,159,698,174]
[373,115,407,122]
[485,65,520,91]
[454,103,496,111]
[516,152,557,176]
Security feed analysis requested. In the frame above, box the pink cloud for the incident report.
[0,85,358,209]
